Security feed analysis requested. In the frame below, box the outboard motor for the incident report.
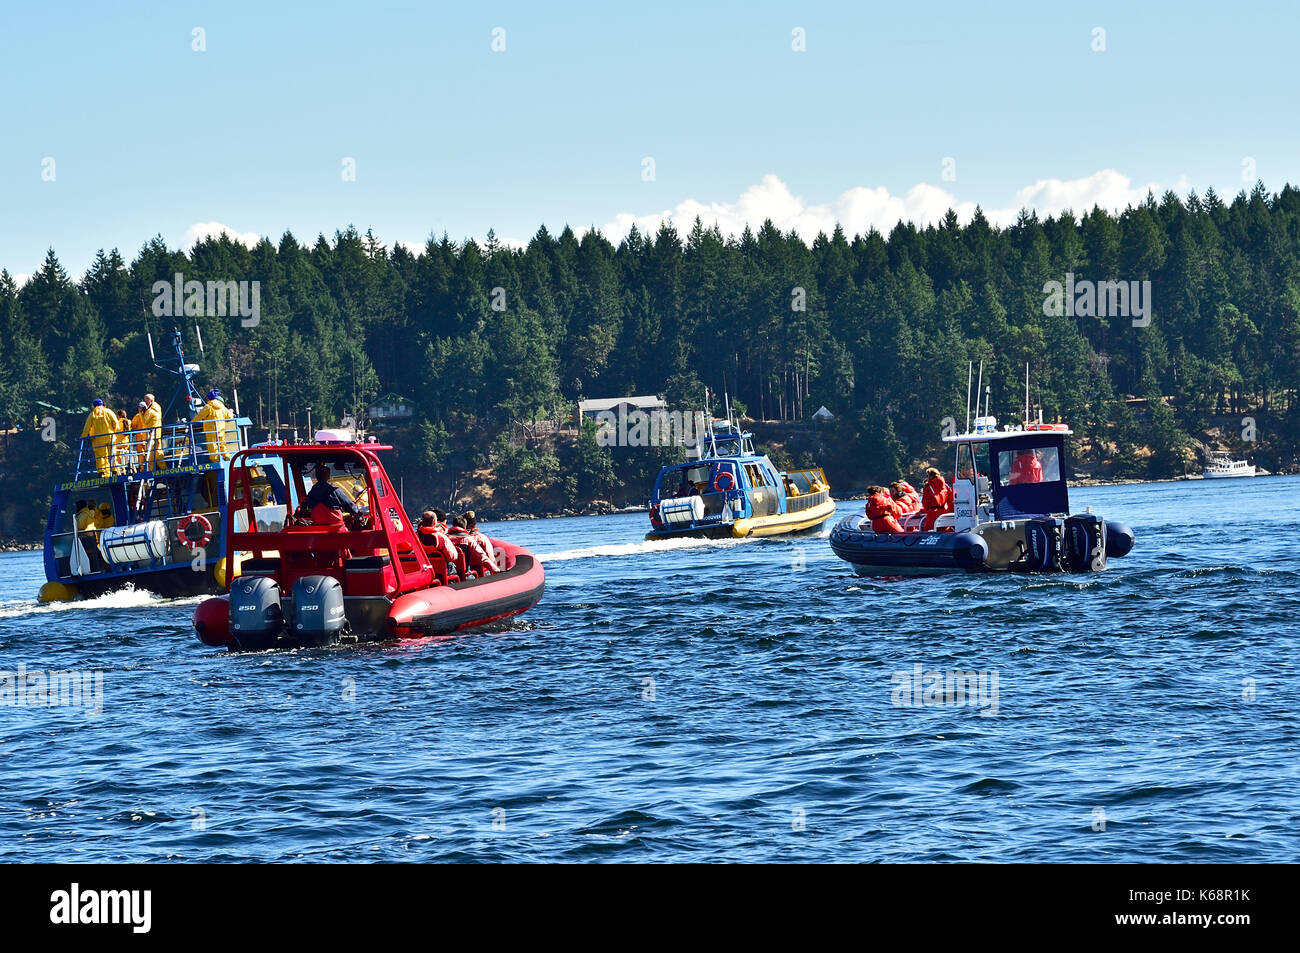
[229,576,284,651]
[1064,514,1107,572]
[1018,519,1060,573]
[291,575,347,647]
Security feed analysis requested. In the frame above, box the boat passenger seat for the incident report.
[344,554,392,596]
[240,557,281,577]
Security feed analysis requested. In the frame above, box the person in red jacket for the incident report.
[300,463,363,529]
[450,514,495,575]
[1009,450,1043,484]
[921,467,954,530]
[417,510,462,578]
[463,512,498,574]
[890,480,921,514]
[865,485,905,533]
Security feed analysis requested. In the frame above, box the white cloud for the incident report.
[1004,169,1190,222]
[600,169,1187,244]
[11,273,32,288]
[181,221,263,250]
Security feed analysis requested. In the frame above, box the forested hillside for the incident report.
[2,183,1298,540]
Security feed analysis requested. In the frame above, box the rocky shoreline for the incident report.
[486,470,1290,520]
[1,539,42,551]
[2,471,1289,546]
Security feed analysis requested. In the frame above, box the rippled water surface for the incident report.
[1,478,1297,862]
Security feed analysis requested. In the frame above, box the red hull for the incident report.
[387,539,544,638]
[192,440,544,651]
[196,538,544,649]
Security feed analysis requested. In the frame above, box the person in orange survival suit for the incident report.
[890,479,921,514]
[417,510,463,579]
[1009,449,1043,484]
[449,514,495,576]
[865,485,905,534]
[463,512,499,573]
[299,463,364,529]
[921,467,954,530]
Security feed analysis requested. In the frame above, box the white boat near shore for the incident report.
[1203,453,1255,479]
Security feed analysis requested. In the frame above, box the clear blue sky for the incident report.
[2,0,1297,279]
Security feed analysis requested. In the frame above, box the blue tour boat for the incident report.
[646,413,835,540]
[37,331,273,602]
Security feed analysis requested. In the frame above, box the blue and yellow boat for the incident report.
[37,331,272,602]
[646,418,835,540]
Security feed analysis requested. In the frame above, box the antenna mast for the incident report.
[965,361,973,432]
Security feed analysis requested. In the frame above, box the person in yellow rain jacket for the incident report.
[191,389,236,462]
[112,409,132,474]
[138,393,164,470]
[94,501,115,529]
[130,401,149,469]
[80,399,118,477]
[74,500,97,532]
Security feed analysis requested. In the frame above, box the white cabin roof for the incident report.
[942,417,1073,444]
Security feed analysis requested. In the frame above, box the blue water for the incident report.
[0,478,1296,862]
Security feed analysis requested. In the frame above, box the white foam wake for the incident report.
[0,583,203,619]
[538,535,746,563]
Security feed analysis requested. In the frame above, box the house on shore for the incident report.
[576,395,667,427]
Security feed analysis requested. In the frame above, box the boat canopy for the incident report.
[985,432,1070,519]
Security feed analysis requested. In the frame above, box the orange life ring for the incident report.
[178,512,213,549]
[714,470,735,492]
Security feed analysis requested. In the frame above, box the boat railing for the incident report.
[786,487,829,513]
[72,417,253,480]
[783,467,829,512]
[48,506,221,577]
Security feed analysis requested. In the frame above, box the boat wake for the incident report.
[0,584,202,619]
[539,535,745,563]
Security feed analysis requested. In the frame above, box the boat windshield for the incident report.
[288,457,376,514]
[997,445,1062,485]
[659,463,711,497]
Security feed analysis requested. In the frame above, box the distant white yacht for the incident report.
[1203,452,1256,479]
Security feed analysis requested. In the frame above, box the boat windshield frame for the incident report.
[224,443,433,591]
[984,433,1071,519]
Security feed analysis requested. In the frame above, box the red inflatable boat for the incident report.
[193,439,544,651]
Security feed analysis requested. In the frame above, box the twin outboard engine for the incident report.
[229,576,284,651]
[1063,514,1107,572]
[228,574,348,650]
[1015,514,1119,573]
[291,575,348,647]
